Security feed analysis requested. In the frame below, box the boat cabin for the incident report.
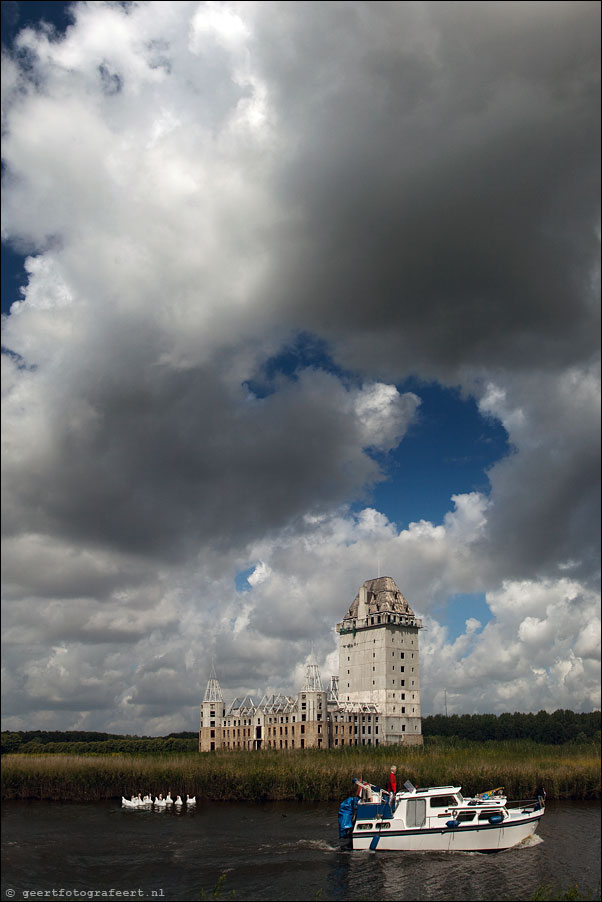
[355,782,508,832]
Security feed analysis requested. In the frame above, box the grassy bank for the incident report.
[2,740,599,801]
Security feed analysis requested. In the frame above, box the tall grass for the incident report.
[2,740,599,801]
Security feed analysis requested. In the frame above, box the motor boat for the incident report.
[339,779,545,852]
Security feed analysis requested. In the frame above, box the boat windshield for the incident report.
[456,792,464,804]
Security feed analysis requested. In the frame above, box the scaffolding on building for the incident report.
[302,658,324,692]
[257,693,297,714]
[203,663,223,703]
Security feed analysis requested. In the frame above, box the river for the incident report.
[1,800,600,901]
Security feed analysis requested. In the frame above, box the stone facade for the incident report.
[336,576,423,745]
[199,577,423,751]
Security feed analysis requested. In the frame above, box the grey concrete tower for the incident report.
[336,577,423,745]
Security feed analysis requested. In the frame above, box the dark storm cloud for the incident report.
[253,1,600,378]
[3,326,418,560]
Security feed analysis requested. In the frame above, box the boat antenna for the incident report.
[445,689,448,718]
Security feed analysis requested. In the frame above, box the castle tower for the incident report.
[199,664,226,752]
[336,577,423,745]
[297,655,328,748]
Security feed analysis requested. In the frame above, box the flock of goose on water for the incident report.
[121,792,196,809]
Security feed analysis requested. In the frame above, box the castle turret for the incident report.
[297,655,327,748]
[199,664,225,752]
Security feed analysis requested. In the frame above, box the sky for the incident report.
[1,0,600,735]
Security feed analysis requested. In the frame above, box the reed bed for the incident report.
[2,741,599,802]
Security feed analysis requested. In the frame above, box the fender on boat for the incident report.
[338,796,359,838]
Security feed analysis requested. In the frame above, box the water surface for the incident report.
[2,800,599,901]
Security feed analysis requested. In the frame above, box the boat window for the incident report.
[456,812,475,822]
[478,809,500,820]
[356,823,373,830]
[377,822,391,829]
[429,795,458,808]
[406,799,426,828]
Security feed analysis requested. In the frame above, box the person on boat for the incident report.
[386,766,397,811]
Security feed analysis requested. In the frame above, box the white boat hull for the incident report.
[352,810,543,852]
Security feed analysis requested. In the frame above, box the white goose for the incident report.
[174,795,183,807]
[186,795,196,806]
[154,794,167,808]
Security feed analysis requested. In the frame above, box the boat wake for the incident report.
[296,839,340,852]
[518,834,543,848]
[267,839,340,854]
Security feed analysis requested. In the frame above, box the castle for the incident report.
[199,576,423,751]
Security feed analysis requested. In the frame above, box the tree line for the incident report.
[0,731,197,755]
[422,709,600,744]
[2,711,600,755]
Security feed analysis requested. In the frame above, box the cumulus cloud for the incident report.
[423,577,601,714]
[1,1,599,731]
